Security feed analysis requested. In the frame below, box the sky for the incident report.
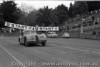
[15,1,74,9]
[0,0,74,13]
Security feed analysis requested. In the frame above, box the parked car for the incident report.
[47,32,58,38]
[62,32,70,38]
[18,30,47,46]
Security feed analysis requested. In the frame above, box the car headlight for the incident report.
[30,36,35,40]
[41,35,46,38]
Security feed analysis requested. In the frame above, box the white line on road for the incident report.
[0,45,26,67]
[92,51,100,54]
[48,44,89,52]
[49,44,100,54]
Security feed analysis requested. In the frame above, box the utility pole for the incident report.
[80,18,85,34]
[78,17,84,38]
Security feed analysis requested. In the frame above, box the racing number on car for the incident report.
[30,36,34,40]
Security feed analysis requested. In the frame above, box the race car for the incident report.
[18,30,47,46]
[62,32,70,38]
[47,32,58,38]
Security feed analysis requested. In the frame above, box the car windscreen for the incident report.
[48,32,56,34]
[31,31,37,34]
[24,31,31,35]
[37,31,45,34]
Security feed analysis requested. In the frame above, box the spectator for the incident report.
[97,32,100,36]
[95,10,98,14]
[92,31,96,35]
[91,11,93,14]
[92,16,95,21]
[99,9,100,12]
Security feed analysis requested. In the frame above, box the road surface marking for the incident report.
[0,45,26,67]
[49,44,100,54]
[92,51,100,54]
[48,44,89,52]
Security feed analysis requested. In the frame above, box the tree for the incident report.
[25,10,38,26]
[87,1,100,12]
[0,1,22,23]
[16,12,27,25]
[36,6,52,26]
[68,3,74,20]
[17,9,38,26]
[0,13,5,28]
[55,4,69,25]
[50,10,59,26]
[73,1,89,17]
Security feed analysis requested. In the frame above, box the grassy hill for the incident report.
[66,11,100,40]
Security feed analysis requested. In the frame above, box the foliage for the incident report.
[72,1,89,17]
[87,1,100,12]
[69,3,74,18]
[55,4,69,25]
[26,10,38,26]
[36,6,52,26]
[36,4,69,26]
[0,1,22,23]
[0,13,4,27]
[50,10,59,26]
[1,1,100,27]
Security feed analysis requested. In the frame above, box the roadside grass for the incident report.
[0,31,20,37]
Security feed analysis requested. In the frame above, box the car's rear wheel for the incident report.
[24,37,29,47]
[41,42,46,46]
[18,38,21,45]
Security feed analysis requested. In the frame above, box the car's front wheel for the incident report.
[24,37,29,47]
[41,42,46,46]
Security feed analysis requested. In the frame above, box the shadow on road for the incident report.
[18,43,52,47]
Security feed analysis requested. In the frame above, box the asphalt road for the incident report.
[0,36,100,67]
